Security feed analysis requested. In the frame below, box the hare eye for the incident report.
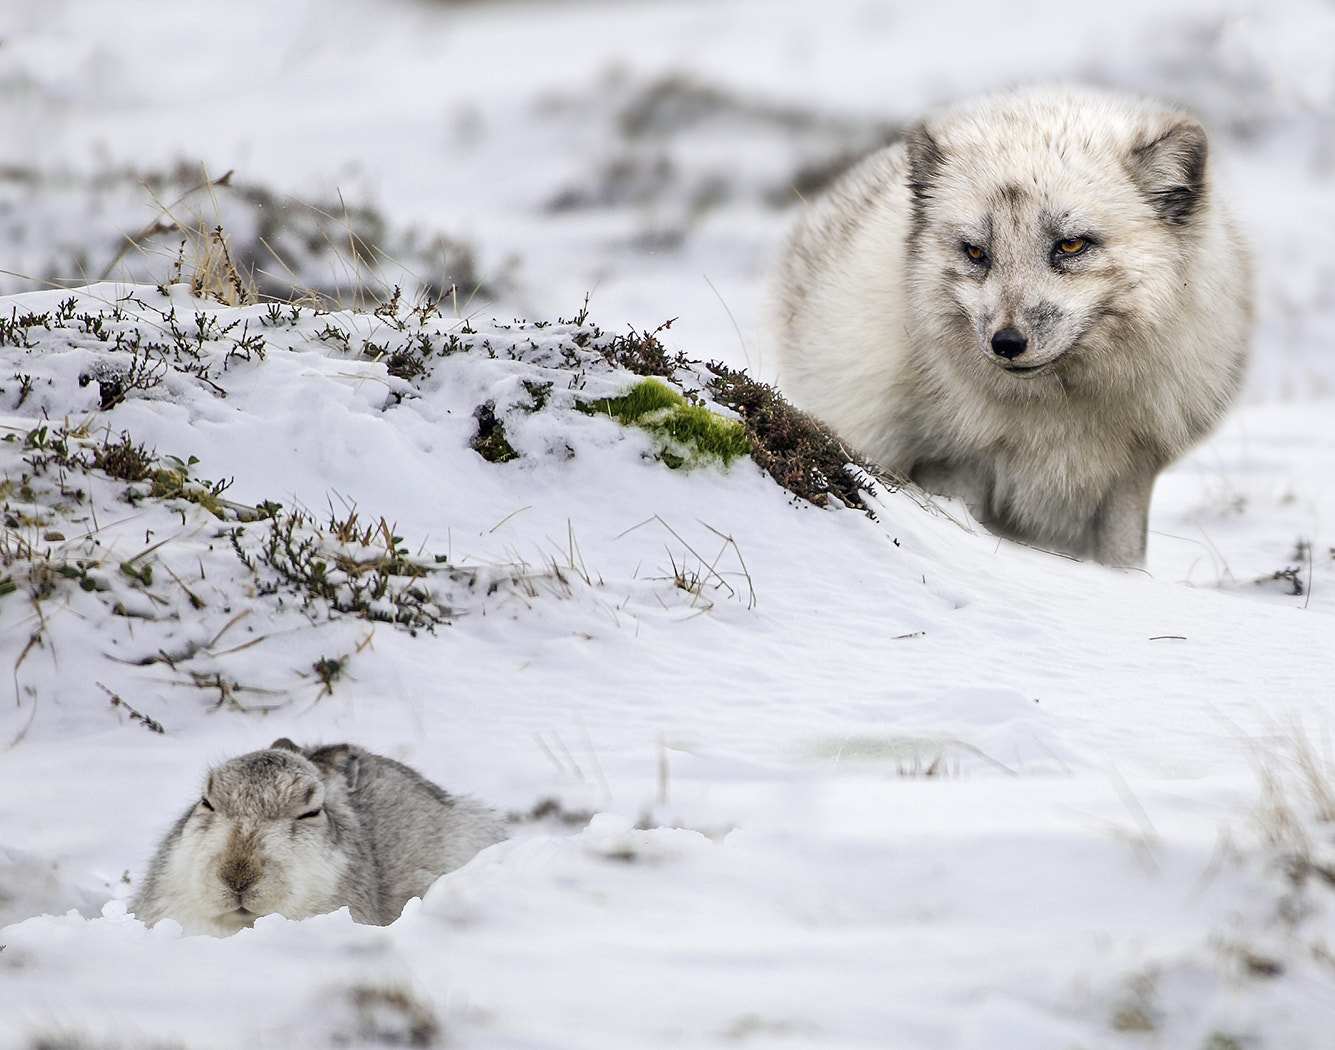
[297,808,322,820]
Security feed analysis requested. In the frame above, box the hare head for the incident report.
[150,746,356,935]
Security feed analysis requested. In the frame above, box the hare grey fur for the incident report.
[131,739,505,936]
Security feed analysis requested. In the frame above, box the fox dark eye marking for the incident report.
[297,808,322,820]
[199,797,215,812]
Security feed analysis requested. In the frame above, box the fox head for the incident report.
[903,87,1214,391]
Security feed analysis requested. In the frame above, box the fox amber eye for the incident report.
[963,244,986,262]
[1056,237,1087,255]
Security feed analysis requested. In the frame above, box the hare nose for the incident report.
[218,836,263,894]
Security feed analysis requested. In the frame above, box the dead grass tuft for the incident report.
[344,984,442,1048]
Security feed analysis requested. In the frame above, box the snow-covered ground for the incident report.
[2,0,1335,1047]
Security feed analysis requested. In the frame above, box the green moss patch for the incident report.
[579,378,750,470]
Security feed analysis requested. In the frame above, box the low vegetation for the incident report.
[0,230,878,671]
[706,361,873,510]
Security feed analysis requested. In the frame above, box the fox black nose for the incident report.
[990,328,1028,359]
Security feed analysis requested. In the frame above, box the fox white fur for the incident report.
[131,740,505,936]
[772,85,1252,565]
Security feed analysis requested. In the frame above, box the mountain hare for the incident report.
[131,739,505,936]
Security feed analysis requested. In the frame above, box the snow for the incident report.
[2,0,1335,1047]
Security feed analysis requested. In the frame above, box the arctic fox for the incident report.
[771,85,1251,565]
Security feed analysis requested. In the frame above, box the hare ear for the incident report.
[270,737,301,753]
[304,744,361,791]
[1127,118,1208,226]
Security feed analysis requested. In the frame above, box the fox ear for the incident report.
[905,123,945,206]
[1127,118,1208,226]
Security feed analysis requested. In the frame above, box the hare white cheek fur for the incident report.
[130,740,505,937]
